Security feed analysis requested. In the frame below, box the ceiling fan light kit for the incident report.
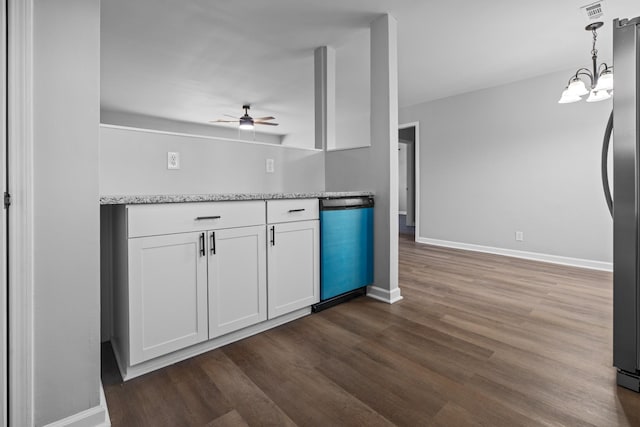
[558,21,613,104]
[211,104,279,130]
[239,106,255,130]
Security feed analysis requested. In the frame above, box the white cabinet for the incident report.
[267,199,320,318]
[128,232,208,365]
[112,201,267,367]
[208,225,267,338]
[105,197,319,379]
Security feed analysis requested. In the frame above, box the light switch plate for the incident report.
[168,152,180,169]
[266,158,275,173]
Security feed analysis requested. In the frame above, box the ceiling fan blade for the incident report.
[223,114,240,119]
[253,116,275,121]
[210,119,239,123]
[256,121,279,126]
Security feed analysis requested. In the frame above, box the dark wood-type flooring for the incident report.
[102,235,640,426]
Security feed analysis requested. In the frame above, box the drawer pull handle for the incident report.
[210,232,216,255]
[199,233,205,257]
[195,215,221,220]
[288,209,306,213]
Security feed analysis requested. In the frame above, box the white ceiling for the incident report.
[101,0,640,136]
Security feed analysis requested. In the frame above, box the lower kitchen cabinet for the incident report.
[208,225,267,338]
[104,198,321,379]
[267,220,320,318]
[128,232,209,365]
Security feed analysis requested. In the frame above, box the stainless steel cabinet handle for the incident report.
[270,226,275,246]
[195,215,221,220]
[210,232,216,255]
[288,208,305,213]
[199,233,205,257]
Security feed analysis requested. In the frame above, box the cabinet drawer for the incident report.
[267,199,319,224]
[127,201,266,238]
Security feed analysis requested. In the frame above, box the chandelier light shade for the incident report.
[558,88,583,104]
[558,21,613,104]
[567,78,589,96]
[586,89,612,102]
[594,69,614,91]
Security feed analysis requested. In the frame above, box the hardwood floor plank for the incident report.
[198,351,297,427]
[221,334,395,426]
[315,351,444,425]
[206,410,249,427]
[430,402,482,427]
[465,373,600,427]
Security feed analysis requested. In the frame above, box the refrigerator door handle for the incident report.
[602,109,614,217]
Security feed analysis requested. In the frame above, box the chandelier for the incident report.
[558,21,613,104]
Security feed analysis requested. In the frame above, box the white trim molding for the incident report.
[416,237,613,271]
[99,124,322,152]
[367,285,404,304]
[7,0,35,425]
[0,1,7,425]
[325,144,372,152]
[43,385,110,427]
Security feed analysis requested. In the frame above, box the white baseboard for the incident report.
[43,384,110,427]
[416,237,612,272]
[398,211,407,215]
[367,285,404,304]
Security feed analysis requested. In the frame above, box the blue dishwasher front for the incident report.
[315,196,374,310]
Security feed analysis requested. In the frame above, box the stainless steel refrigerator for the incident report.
[610,16,640,392]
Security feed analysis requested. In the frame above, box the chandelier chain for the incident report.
[591,28,598,57]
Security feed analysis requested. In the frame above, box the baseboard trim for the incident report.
[398,211,407,215]
[367,285,403,304]
[416,237,612,271]
[43,384,110,427]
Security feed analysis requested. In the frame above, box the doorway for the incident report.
[398,122,419,240]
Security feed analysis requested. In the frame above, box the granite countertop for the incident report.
[100,191,374,205]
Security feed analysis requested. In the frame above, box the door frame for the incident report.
[7,0,35,425]
[398,121,420,241]
[0,0,7,424]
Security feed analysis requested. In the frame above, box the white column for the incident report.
[367,14,402,304]
[314,46,336,150]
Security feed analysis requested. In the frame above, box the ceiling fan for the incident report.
[210,105,278,130]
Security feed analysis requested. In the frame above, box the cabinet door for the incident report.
[128,232,208,365]
[208,225,267,338]
[267,220,319,318]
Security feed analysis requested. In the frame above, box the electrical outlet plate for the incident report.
[266,158,275,173]
[515,231,524,241]
[168,152,180,170]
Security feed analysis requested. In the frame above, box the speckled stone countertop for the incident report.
[100,191,374,205]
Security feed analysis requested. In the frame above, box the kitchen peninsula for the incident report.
[100,191,372,380]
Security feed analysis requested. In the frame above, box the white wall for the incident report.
[100,125,325,195]
[400,69,613,264]
[333,28,370,150]
[33,0,101,424]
